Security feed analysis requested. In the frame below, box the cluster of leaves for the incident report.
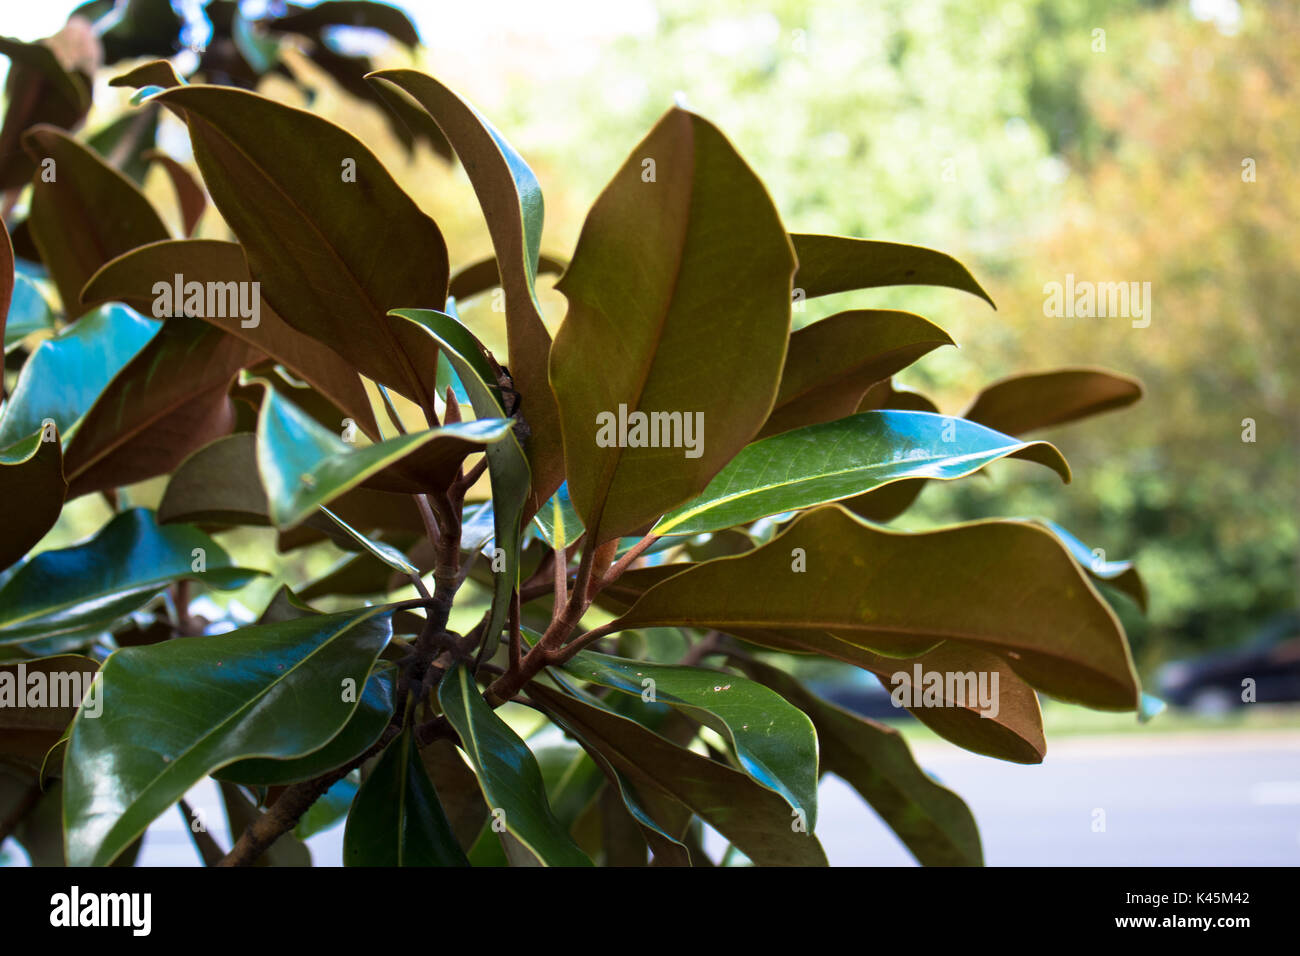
[1,3,1150,867]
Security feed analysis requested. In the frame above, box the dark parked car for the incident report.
[1157,612,1300,714]
[808,670,912,721]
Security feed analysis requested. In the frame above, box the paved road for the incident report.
[5,731,1297,866]
[800,730,1300,866]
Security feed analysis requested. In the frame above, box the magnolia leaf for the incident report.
[1029,518,1147,611]
[0,36,91,191]
[0,428,66,572]
[0,508,261,646]
[654,410,1070,536]
[963,368,1144,435]
[531,480,583,549]
[142,149,206,236]
[83,239,380,438]
[62,316,259,498]
[343,728,469,867]
[447,253,566,302]
[21,125,169,318]
[368,69,564,506]
[550,641,819,825]
[146,84,448,411]
[218,663,396,786]
[549,106,796,543]
[0,303,159,450]
[622,506,1141,710]
[531,683,827,866]
[4,274,58,353]
[734,656,982,865]
[254,382,510,529]
[791,234,994,306]
[760,310,954,438]
[269,2,420,46]
[63,606,394,866]
[436,664,592,866]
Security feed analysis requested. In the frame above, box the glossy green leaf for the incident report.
[0,508,260,646]
[549,640,819,826]
[535,742,606,830]
[623,505,1141,710]
[391,309,529,651]
[21,125,169,318]
[255,382,511,529]
[654,410,1071,536]
[0,429,66,572]
[4,274,58,352]
[548,106,796,543]
[759,310,954,438]
[62,316,259,498]
[158,432,430,555]
[531,480,583,549]
[147,83,449,411]
[791,233,994,307]
[963,368,1143,435]
[255,584,321,625]
[1138,692,1166,724]
[841,382,939,522]
[531,683,827,866]
[217,663,395,786]
[318,507,418,577]
[436,664,592,866]
[734,656,981,865]
[63,606,394,866]
[297,543,425,601]
[83,239,380,437]
[343,728,469,867]
[369,69,564,505]
[0,304,159,450]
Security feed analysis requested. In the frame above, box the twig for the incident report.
[595,534,660,592]
[180,799,226,866]
[507,591,522,672]
[451,458,488,498]
[550,543,568,626]
[678,630,725,667]
[217,723,401,866]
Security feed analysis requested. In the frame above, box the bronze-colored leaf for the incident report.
[616,505,1140,710]
[146,84,449,412]
[22,125,169,318]
[549,107,796,542]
